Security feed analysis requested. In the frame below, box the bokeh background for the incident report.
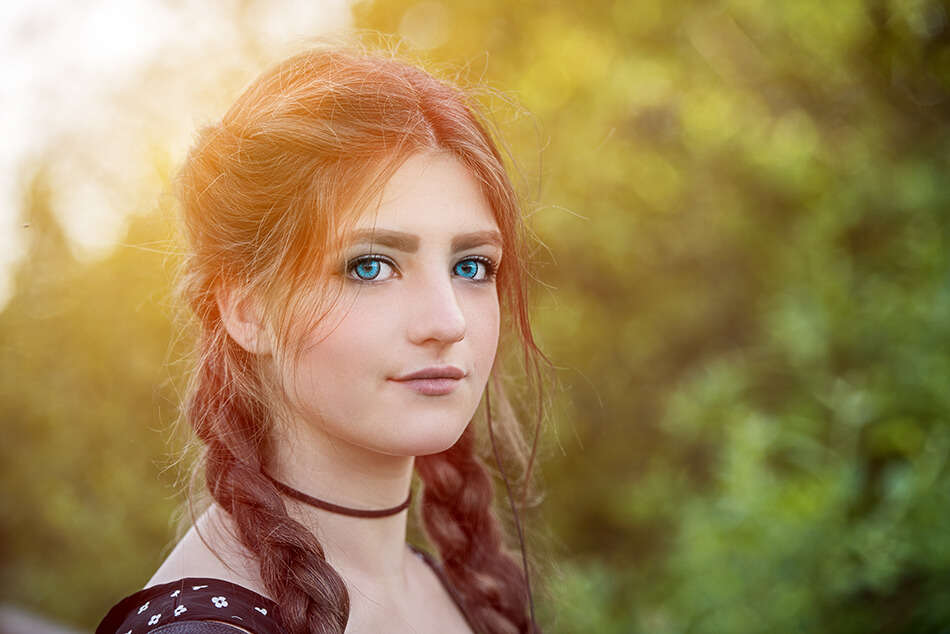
[3,0,950,632]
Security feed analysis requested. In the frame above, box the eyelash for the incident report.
[344,255,499,283]
[346,254,397,282]
[455,255,498,282]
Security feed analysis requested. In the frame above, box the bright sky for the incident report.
[0,0,352,305]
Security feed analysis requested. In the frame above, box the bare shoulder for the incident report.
[148,506,269,599]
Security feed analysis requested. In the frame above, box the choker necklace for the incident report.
[264,473,412,519]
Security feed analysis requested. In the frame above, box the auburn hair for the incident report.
[176,43,545,634]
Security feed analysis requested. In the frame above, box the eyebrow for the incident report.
[452,230,504,253]
[347,229,504,253]
[348,229,420,253]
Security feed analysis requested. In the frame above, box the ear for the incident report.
[216,283,273,356]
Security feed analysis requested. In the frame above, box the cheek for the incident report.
[472,294,501,369]
[310,303,389,369]
[285,301,382,389]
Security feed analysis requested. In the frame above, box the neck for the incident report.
[265,473,412,518]
[267,426,417,583]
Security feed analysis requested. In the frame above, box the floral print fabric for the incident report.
[96,578,281,634]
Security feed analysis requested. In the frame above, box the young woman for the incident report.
[97,43,547,634]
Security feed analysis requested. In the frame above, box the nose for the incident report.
[406,276,467,346]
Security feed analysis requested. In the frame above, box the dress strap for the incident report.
[408,544,476,629]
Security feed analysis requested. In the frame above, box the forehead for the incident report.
[353,153,497,235]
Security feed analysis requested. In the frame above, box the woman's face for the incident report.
[279,153,502,459]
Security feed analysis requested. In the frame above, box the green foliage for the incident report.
[0,173,185,627]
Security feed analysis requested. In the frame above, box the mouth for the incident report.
[390,365,466,395]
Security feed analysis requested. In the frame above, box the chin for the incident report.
[393,420,471,458]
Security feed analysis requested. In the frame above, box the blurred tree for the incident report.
[0,167,184,627]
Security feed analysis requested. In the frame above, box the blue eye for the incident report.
[454,257,492,281]
[348,256,394,281]
[354,260,380,280]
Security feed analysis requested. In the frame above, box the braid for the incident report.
[188,339,350,634]
[416,424,533,634]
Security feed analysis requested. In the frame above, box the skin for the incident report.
[150,153,501,633]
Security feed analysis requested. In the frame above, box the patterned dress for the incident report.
[96,548,472,633]
[95,578,280,633]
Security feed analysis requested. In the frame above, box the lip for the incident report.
[390,365,466,395]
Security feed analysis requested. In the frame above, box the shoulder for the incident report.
[95,577,280,634]
[149,509,267,596]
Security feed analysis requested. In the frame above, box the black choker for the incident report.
[264,473,411,519]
